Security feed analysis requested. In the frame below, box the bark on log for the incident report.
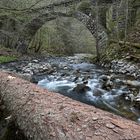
[0,71,140,140]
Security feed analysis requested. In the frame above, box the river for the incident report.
[0,54,140,140]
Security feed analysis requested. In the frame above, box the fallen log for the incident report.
[0,71,140,140]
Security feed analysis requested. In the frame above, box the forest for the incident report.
[0,0,140,140]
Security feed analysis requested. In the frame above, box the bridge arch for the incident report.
[18,11,108,54]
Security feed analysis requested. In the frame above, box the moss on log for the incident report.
[0,71,140,140]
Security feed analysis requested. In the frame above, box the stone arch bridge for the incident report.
[23,11,108,49]
[1,0,114,53]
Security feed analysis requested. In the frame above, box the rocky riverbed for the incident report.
[102,59,140,79]
[0,55,140,139]
[0,54,140,140]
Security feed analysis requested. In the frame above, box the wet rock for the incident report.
[133,92,140,109]
[106,80,114,89]
[93,88,104,97]
[134,91,140,102]
[125,94,135,102]
[115,79,124,84]
[99,74,114,81]
[135,98,140,102]
[118,61,124,65]
[124,80,140,88]
[73,83,91,93]
[23,68,33,75]
[32,59,39,63]
[99,75,109,82]
[119,68,127,74]
[64,66,68,70]
[31,74,48,83]
[109,69,113,73]
[22,62,53,75]
[100,75,114,90]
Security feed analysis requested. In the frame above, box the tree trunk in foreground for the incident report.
[0,71,140,140]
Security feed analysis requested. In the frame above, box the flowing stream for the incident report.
[37,58,140,122]
[0,55,140,140]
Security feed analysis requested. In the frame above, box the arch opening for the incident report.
[28,16,97,56]
[18,11,108,55]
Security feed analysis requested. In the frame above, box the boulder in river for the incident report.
[133,92,140,110]
[99,75,109,82]
[123,80,140,88]
[99,75,114,90]
[93,88,104,97]
[134,91,140,102]
[73,82,91,93]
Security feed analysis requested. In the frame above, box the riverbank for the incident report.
[0,50,140,140]
[0,54,140,119]
[97,42,140,80]
[0,71,140,140]
[101,59,140,79]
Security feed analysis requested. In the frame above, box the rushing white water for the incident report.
[38,80,76,92]
[38,62,140,122]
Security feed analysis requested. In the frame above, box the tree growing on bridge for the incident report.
[0,0,108,57]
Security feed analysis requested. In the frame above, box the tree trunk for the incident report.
[0,71,140,140]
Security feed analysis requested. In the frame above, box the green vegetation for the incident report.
[0,45,18,63]
[0,0,140,60]
[99,41,140,63]
[0,56,17,63]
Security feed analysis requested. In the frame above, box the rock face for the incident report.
[0,71,140,140]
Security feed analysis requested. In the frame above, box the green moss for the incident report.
[99,43,122,62]
[0,56,17,63]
